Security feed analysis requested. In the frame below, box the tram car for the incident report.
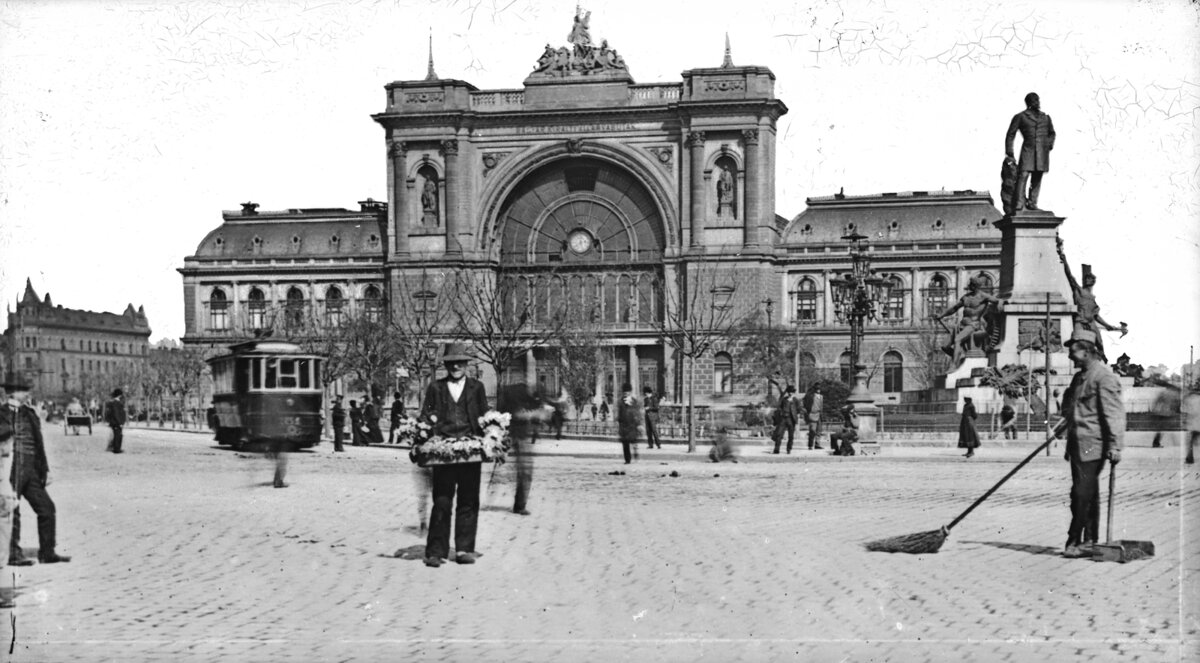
[206,340,325,451]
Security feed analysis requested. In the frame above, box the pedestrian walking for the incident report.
[267,438,292,488]
[999,402,1017,440]
[802,386,824,450]
[599,399,609,422]
[771,385,799,454]
[103,388,127,453]
[498,380,551,516]
[387,392,405,444]
[363,395,384,445]
[2,374,71,565]
[349,399,364,446]
[616,383,641,464]
[643,387,662,449]
[330,395,346,452]
[1059,328,1125,558]
[958,397,980,458]
[419,343,489,568]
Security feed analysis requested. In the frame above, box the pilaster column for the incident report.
[686,131,706,248]
[526,349,537,386]
[441,139,463,255]
[390,140,409,256]
[742,128,760,248]
[822,269,832,325]
[955,266,966,299]
[628,345,640,393]
[909,267,920,324]
[231,280,240,331]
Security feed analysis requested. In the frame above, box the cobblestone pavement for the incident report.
[1,427,1196,662]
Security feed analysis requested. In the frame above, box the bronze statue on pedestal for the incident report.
[1057,237,1128,363]
[1005,92,1056,211]
[935,276,1003,366]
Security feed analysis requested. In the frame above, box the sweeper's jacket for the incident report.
[1062,360,1125,462]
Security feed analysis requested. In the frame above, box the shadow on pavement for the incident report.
[387,544,426,561]
[964,540,1061,556]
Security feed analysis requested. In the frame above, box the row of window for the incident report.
[208,285,384,331]
[710,350,906,393]
[791,272,994,323]
[20,335,145,355]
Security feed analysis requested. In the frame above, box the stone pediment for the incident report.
[524,9,633,85]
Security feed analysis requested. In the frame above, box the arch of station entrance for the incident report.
[474,140,680,260]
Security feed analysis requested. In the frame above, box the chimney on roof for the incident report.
[358,197,387,213]
[241,201,259,216]
[835,187,845,200]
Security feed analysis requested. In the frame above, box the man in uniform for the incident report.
[1005,91,1056,211]
[3,374,71,565]
[1059,328,1124,558]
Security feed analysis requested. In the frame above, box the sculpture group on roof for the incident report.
[531,8,628,78]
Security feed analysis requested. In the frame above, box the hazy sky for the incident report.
[2,0,1197,370]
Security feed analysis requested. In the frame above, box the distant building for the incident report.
[180,12,1002,407]
[4,278,152,400]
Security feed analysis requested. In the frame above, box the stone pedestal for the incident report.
[845,363,880,453]
[992,209,1075,376]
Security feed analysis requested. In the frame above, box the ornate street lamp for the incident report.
[827,233,891,442]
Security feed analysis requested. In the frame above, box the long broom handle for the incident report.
[946,418,1067,532]
[1106,464,1116,543]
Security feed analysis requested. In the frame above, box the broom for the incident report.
[865,418,1067,554]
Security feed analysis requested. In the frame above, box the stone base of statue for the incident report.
[940,356,990,389]
[992,208,1075,376]
[845,364,880,452]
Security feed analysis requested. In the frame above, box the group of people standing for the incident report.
[771,385,825,454]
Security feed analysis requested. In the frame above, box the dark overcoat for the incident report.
[1005,109,1056,172]
[0,404,50,479]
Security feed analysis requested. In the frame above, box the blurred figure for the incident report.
[349,399,364,446]
[958,397,980,458]
[330,395,346,453]
[65,398,86,435]
[999,402,1018,440]
[387,391,405,444]
[498,380,553,516]
[830,405,860,456]
[104,388,127,453]
[1184,389,1199,465]
[617,383,641,464]
[0,386,15,607]
[708,423,739,463]
[599,399,609,422]
[363,395,384,445]
[268,438,291,488]
[643,387,662,450]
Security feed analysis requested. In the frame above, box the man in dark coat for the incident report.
[103,388,127,453]
[1005,91,1056,211]
[772,385,800,454]
[1059,328,1124,558]
[330,396,346,452]
[348,400,364,446]
[643,387,662,450]
[803,386,824,450]
[387,391,405,444]
[616,383,641,464]
[419,343,489,567]
[362,395,384,445]
[958,397,980,458]
[2,375,70,564]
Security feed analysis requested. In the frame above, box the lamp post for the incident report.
[827,233,891,443]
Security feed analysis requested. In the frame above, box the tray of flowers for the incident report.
[408,410,512,467]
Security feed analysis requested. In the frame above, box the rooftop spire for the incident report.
[721,32,734,68]
[425,29,438,81]
[20,277,39,306]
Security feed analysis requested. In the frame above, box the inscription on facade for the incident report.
[704,79,746,92]
[514,122,636,135]
[405,92,445,104]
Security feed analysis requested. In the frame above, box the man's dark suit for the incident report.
[3,404,58,561]
[1005,108,1056,210]
[772,394,800,454]
[420,376,489,560]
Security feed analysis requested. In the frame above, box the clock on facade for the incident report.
[567,230,593,254]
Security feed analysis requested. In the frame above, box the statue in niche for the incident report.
[420,171,439,227]
[626,291,639,323]
[716,164,736,217]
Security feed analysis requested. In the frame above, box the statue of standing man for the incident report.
[1005,92,1056,211]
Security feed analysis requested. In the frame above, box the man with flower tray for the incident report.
[415,343,492,567]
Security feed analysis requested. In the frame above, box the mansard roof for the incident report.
[782,189,1003,245]
[190,205,387,260]
[10,280,151,335]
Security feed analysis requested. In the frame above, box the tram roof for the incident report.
[207,340,322,362]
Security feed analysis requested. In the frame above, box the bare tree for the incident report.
[906,319,954,390]
[449,268,567,393]
[646,261,746,452]
[391,269,459,401]
[546,321,605,415]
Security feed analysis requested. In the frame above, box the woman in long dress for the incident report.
[958,397,980,458]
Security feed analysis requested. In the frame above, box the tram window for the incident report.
[298,358,311,389]
[252,358,263,389]
[278,359,298,389]
[265,359,278,389]
[236,359,250,393]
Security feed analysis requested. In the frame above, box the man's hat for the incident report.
[441,343,473,363]
[111,388,124,398]
[1,372,32,392]
[1065,328,1098,348]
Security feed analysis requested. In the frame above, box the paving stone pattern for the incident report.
[2,428,1196,662]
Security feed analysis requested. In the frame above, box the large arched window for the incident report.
[209,288,229,331]
[924,274,951,317]
[247,287,266,330]
[881,275,906,321]
[285,287,306,330]
[363,285,384,322]
[713,352,733,394]
[883,350,904,392]
[792,277,818,324]
[325,286,344,327]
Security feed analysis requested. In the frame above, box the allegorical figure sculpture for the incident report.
[1005,92,1056,211]
[936,276,1004,366]
[530,10,628,78]
[568,8,591,52]
[717,165,735,216]
[421,174,439,226]
[1057,237,1127,363]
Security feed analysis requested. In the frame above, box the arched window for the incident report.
[363,285,384,322]
[325,286,344,327]
[285,287,306,330]
[713,352,733,394]
[924,274,951,317]
[878,275,902,321]
[793,277,818,324]
[883,351,904,392]
[209,288,229,331]
[247,287,266,330]
[839,352,853,384]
